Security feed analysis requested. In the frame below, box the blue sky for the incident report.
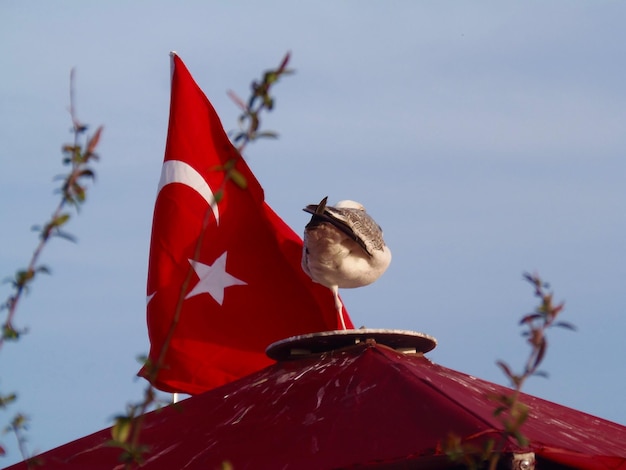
[1,1,625,465]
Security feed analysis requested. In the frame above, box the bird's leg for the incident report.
[331,286,347,330]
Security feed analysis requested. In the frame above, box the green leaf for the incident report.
[53,213,71,227]
[263,95,274,110]
[264,71,278,85]
[493,405,507,416]
[10,413,28,430]
[214,188,224,203]
[15,269,35,286]
[71,184,86,203]
[233,132,247,144]
[228,169,248,189]
[482,438,495,455]
[0,393,17,408]
[54,230,77,243]
[2,324,20,341]
[111,417,131,444]
[249,115,260,133]
[256,131,279,139]
[513,430,529,447]
[62,145,79,154]
[36,265,51,275]
[554,321,576,331]
[136,354,149,365]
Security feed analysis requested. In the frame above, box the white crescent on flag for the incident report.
[147,159,222,306]
[157,159,220,225]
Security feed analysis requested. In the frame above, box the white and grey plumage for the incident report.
[302,197,392,329]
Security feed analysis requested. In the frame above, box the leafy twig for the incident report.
[206,51,293,203]
[444,272,575,469]
[228,51,292,154]
[1,71,102,348]
[0,69,102,463]
[3,414,42,468]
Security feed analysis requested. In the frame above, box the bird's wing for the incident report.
[328,207,385,253]
[303,203,384,256]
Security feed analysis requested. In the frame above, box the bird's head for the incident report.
[335,200,365,211]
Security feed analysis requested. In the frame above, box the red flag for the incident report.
[141,53,353,395]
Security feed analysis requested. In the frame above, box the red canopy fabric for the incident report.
[6,342,626,469]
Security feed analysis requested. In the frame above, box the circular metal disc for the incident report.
[266,328,437,361]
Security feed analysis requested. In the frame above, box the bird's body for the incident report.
[302,197,391,329]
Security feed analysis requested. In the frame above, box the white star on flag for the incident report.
[185,251,247,305]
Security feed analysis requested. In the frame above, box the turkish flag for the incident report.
[140,53,353,395]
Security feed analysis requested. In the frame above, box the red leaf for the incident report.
[496,360,513,379]
[278,51,291,72]
[87,126,103,154]
[533,339,547,370]
[227,90,247,112]
[519,313,542,325]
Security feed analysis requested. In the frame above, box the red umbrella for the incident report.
[6,330,626,469]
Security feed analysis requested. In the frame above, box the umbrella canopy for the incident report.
[6,331,626,469]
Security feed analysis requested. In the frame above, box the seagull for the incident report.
[302,197,392,330]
